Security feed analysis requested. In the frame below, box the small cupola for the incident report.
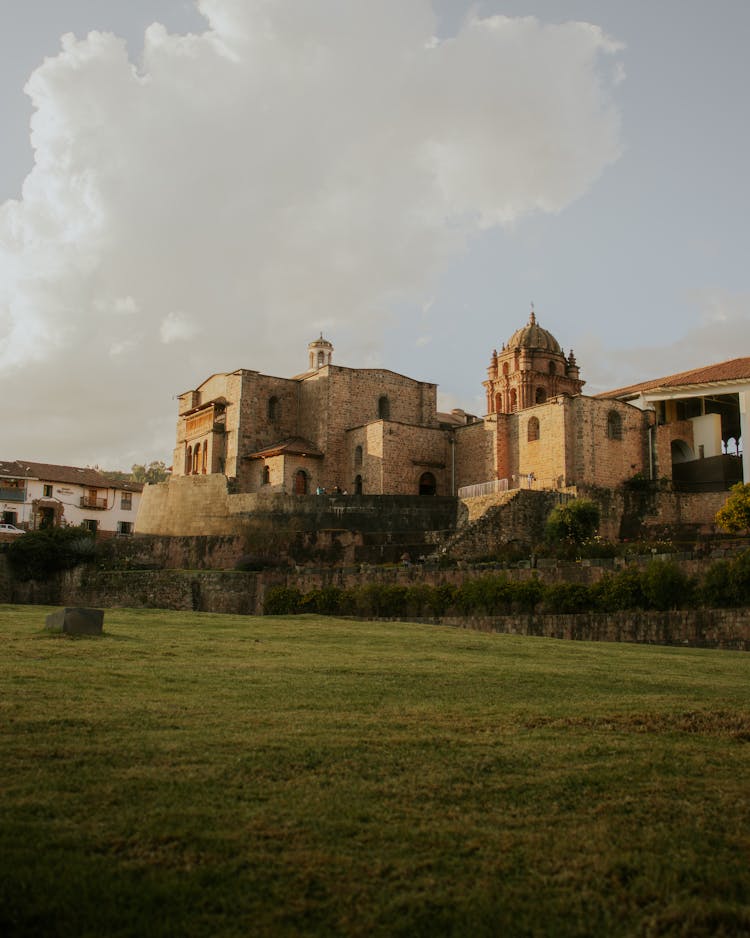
[308,334,334,371]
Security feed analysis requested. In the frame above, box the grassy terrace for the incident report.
[1,605,749,937]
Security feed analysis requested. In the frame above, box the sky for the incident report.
[1,0,749,470]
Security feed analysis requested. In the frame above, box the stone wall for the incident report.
[435,609,750,651]
[3,555,748,651]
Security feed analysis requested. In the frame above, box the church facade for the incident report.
[167,312,748,502]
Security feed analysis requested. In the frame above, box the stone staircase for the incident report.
[432,489,561,561]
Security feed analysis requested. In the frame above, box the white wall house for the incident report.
[0,461,143,536]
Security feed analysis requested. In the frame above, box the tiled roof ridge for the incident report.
[0,460,143,491]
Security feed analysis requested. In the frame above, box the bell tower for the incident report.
[308,334,334,371]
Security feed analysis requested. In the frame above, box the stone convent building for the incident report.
[162,311,748,503]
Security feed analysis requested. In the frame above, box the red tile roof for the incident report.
[244,437,324,460]
[597,357,750,399]
[0,460,143,492]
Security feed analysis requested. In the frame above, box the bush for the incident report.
[545,500,600,547]
[542,582,593,614]
[641,560,693,611]
[263,586,302,615]
[715,483,750,534]
[7,527,97,581]
[700,559,733,608]
[298,586,343,615]
[593,567,647,611]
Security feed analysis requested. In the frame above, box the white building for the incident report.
[0,461,143,536]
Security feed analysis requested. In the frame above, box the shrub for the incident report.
[7,527,97,581]
[715,483,750,534]
[542,582,593,614]
[700,559,733,608]
[510,577,544,613]
[263,586,302,615]
[545,500,600,547]
[298,586,343,615]
[641,560,693,611]
[593,567,647,611]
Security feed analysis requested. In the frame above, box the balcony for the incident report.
[80,495,108,510]
[0,487,25,502]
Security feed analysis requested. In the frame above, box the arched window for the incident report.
[419,472,436,496]
[549,361,557,375]
[671,439,694,464]
[354,445,363,468]
[535,388,547,404]
[202,442,208,474]
[502,361,509,376]
[192,443,200,475]
[318,350,325,367]
[262,465,270,485]
[268,396,280,423]
[378,396,390,420]
[509,389,518,412]
[354,474,363,495]
[294,469,308,494]
[494,393,502,413]
[528,417,540,442]
[186,444,193,474]
[607,410,623,441]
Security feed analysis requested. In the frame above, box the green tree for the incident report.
[131,461,170,484]
[545,500,600,545]
[715,483,750,534]
[7,527,97,581]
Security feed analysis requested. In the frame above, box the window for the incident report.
[318,351,325,367]
[268,396,280,423]
[294,469,308,495]
[43,484,53,497]
[354,445,363,468]
[418,472,436,496]
[2,511,17,525]
[120,492,132,511]
[83,519,98,533]
[549,361,557,375]
[502,361,509,376]
[202,443,208,474]
[117,521,133,536]
[354,474,363,495]
[378,396,390,420]
[528,417,540,442]
[509,389,518,412]
[262,465,271,485]
[607,411,623,441]
[535,388,547,404]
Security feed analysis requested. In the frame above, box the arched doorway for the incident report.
[419,471,436,496]
[293,469,308,494]
[354,474,363,495]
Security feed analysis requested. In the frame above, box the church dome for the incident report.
[505,310,562,355]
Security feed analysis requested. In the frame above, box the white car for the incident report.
[0,523,25,535]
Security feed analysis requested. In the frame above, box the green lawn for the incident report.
[1,605,749,937]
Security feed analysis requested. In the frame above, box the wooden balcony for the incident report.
[80,495,107,510]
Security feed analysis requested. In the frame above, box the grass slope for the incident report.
[1,604,749,937]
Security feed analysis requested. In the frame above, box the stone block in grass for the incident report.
[45,607,104,636]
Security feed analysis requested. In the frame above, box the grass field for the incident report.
[1,604,749,937]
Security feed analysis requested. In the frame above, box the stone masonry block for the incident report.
[45,607,104,636]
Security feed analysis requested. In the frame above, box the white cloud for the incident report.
[0,0,624,465]
[160,311,201,344]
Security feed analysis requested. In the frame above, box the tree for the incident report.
[544,499,600,545]
[715,483,750,534]
[131,461,170,484]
